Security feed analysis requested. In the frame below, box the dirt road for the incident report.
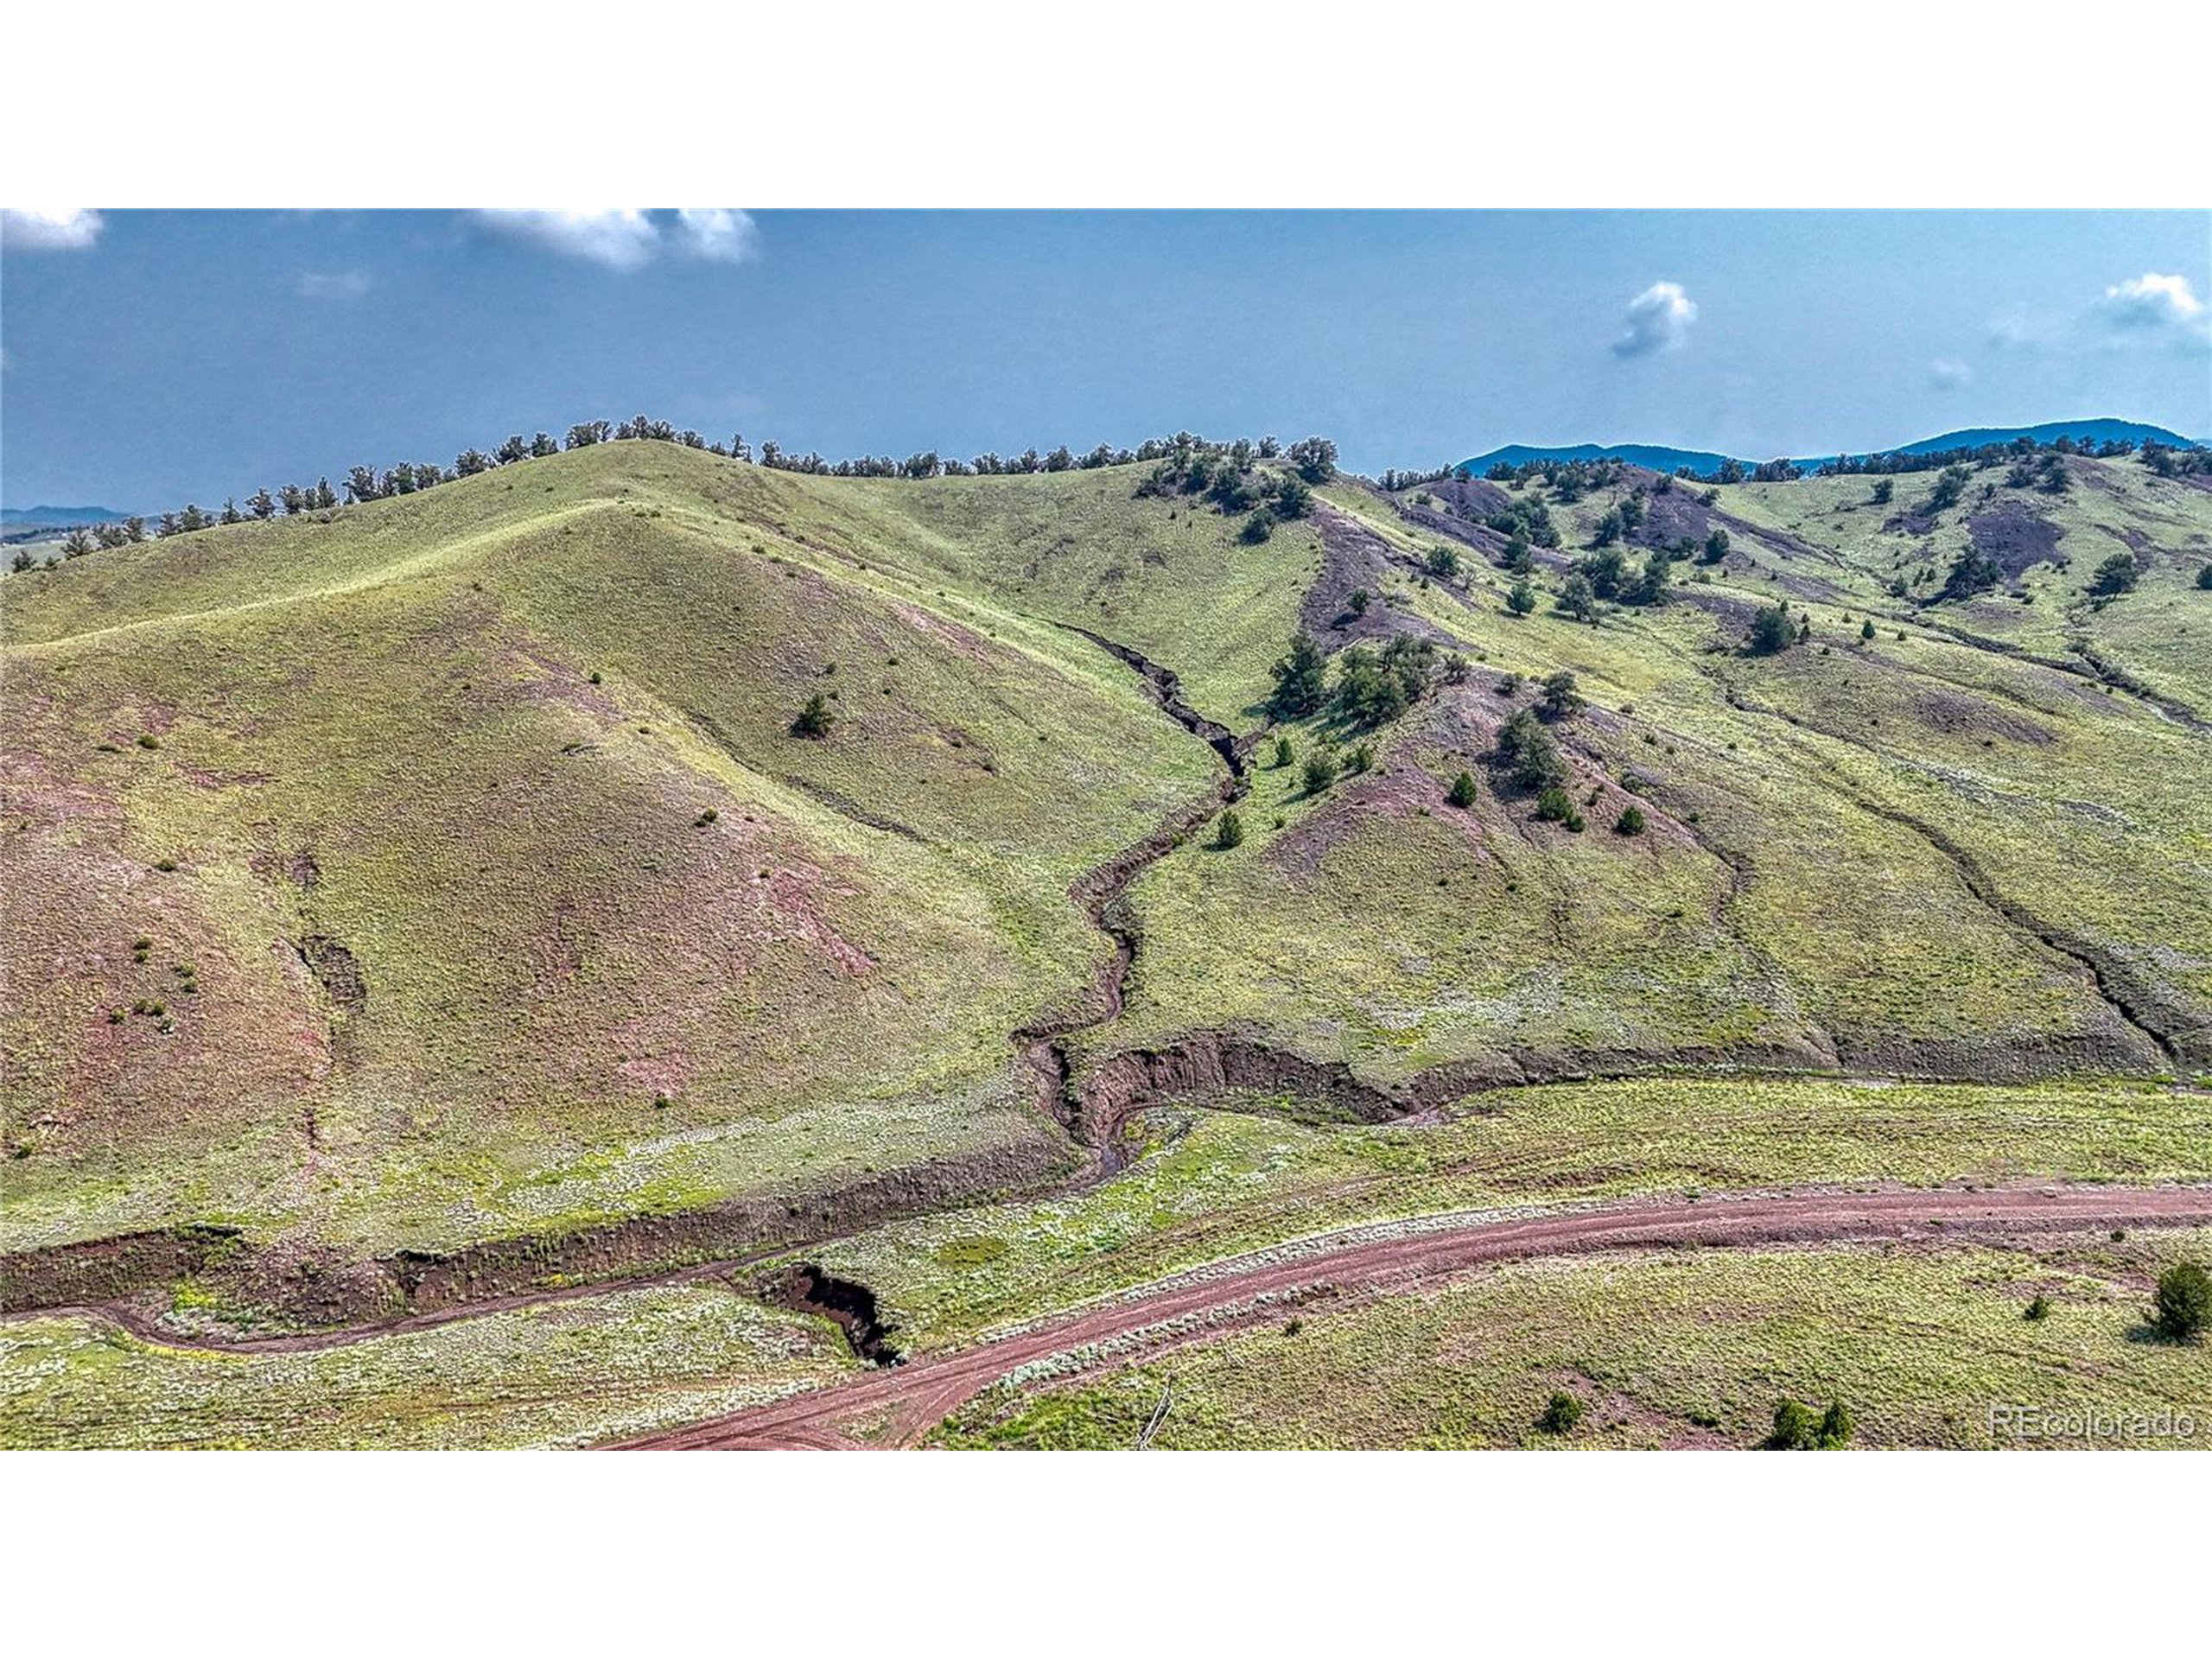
[614,1182,2212,1449]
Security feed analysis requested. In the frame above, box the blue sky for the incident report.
[3,209,2207,510]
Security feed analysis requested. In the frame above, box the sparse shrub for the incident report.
[1282,1318,1303,1337]
[1211,809,1246,850]
[1745,601,1796,656]
[153,857,179,873]
[1939,547,2001,601]
[1614,804,1646,836]
[1925,465,1970,512]
[2024,1294,2052,1322]
[2196,564,2212,590]
[1769,1397,1818,1449]
[1347,588,1370,617]
[1273,734,1295,768]
[1534,786,1583,830]
[2088,551,2139,599]
[1540,670,1583,717]
[1497,709,1567,792]
[1859,619,1876,641]
[695,808,719,827]
[1425,543,1461,580]
[1556,573,1599,624]
[137,734,161,750]
[2152,1260,2210,1341]
[791,692,836,739]
[1301,753,1338,796]
[1537,1390,1586,1434]
[1346,742,1374,774]
[1287,435,1338,484]
[1446,770,1478,809]
[1769,1397,1853,1448]
[1268,631,1330,719]
[1871,479,1893,505]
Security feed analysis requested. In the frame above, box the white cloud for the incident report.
[2,209,104,251]
[469,209,758,270]
[1928,358,1972,390]
[1986,306,2050,351]
[297,270,374,301]
[472,210,661,270]
[2096,271,2210,347]
[674,208,760,264]
[1611,281,1698,358]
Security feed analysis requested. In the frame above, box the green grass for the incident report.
[0,1278,855,1449]
[934,1227,2212,1449]
[1096,467,2212,1079]
[800,1076,2212,1354]
[4,444,2209,1449]
[1,446,1237,1254]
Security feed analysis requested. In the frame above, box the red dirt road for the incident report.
[614,1183,2212,1449]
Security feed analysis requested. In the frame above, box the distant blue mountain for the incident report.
[1,504,130,525]
[1455,442,1740,479]
[1458,418,2203,480]
[1880,418,2200,457]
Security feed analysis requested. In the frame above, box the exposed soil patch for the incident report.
[1967,501,2065,582]
[295,935,366,1013]
[1301,504,1457,650]
[1634,488,1714,550]
[1421,476,1514,521]
[0,1224,239,1313]
[0,1135,1071,1336]
[760,1264,902,1365]
[1912,688,2056,747]
[250,847,321,889]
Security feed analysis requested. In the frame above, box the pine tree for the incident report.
[1268,631,1329,719]
[791,693,836,739]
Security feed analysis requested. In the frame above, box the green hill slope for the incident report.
[3,439,2209,1335]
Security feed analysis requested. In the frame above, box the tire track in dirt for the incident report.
[612,1181,2212,1449]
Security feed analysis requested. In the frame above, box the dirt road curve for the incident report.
[614,1183,2212,1450]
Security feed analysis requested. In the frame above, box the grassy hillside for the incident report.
[934,1225,2212,1450]
[4,437,2210,1441]
[1,445,1277,1259]
[1094,461,2212,1093]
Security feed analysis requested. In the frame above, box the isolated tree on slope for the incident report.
[1268,630,1330,719]
[1746,602,1796,655]
[1287,436,1338,485]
